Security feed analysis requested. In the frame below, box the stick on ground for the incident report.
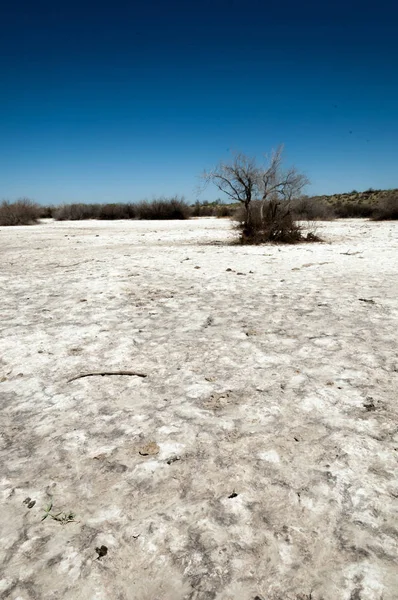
[67,371,147,383]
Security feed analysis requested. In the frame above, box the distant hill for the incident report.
[308,188,398,207]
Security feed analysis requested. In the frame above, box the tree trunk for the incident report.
[244,200,251,232]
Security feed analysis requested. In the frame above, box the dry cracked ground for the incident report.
[0,218,397,600]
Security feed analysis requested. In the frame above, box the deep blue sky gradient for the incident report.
[1,0,397,203]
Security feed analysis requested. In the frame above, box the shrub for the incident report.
[372,193,398,220]
[215,204,236,217]
[333,202,374,218]
[53,203,100,220]
[135,197,189,220]
[0,199,41,225]
[191,201,236,218]
[97,203,137,220]
[38,205,56,218]
[191,201,215,217]
[291,196,335,220]
[53,197,190,221]
[55,202,139,220]
[235,200,318,244]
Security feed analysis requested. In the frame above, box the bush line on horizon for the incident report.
[1,191,397,227]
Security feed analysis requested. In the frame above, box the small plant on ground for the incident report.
[41,498,77,524]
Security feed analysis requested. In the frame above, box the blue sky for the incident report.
[1,0,397,204]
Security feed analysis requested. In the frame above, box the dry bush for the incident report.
[38,205,56,218]
[135,197,189,220]
[235,200,319,244]
[333,201,374,218]
[54,199,189,221]
[54,203,100,220]
[97,203,137,219]
[291,196,335,220]
[215,204,236,217]
[372,193,398,220]
[191,201,236,217]
[202,147,311,244]
[0,199,41,225]
[234,201,262,230]
[191,201,216,217]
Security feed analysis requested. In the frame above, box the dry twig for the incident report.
[67,371,147,383]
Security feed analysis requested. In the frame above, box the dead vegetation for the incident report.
[3,187,397,229]
[234,201,321,243]
[202,146,317,243]
[290,196,335,220]
[53,196,190,221]
[67,370,147,383]
[372,192,398,220]
[190,200,237,217]
[0,198,41,225]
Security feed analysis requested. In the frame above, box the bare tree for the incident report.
[202,153,259,231]
[258,146,309,220]
[202,146,310,242]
